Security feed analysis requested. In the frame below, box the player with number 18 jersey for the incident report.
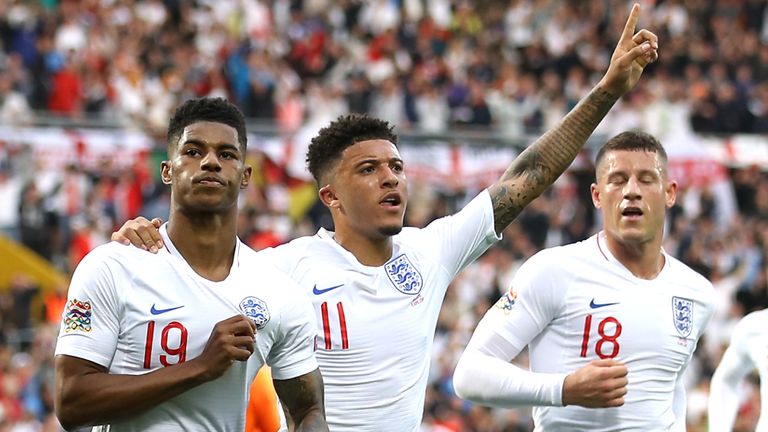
[460,232,715,431]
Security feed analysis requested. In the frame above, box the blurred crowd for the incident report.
[1,0,768,431]
[0,0,766,135]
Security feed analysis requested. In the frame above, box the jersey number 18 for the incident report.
[580,314,622,359]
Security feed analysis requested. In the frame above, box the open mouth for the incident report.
[621,206,643,218]
[380,193,402,207]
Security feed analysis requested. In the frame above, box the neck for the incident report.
[332,229,393,267]
[603,232,665,280]
[166,207,238,282]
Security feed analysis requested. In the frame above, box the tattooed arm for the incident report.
[274,368,329,432]
[489,3,658,234]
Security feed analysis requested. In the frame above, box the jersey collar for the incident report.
[317,228,382,292]
[595,231,670,281]
[160,223,242,283]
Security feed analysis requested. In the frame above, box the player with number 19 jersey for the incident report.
[54,224,318,432]
[466,232,715,431]
[262,190,500,432]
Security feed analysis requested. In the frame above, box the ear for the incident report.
[240,165,252,189]
[318,185,339,209]
[161,161,172,185]
[590,183,601,209]
[665,180,678,208]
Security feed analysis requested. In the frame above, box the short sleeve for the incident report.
[54,247,122,368]
[470,249,566,354]
[266,283,318,380]
[422,189,501,279]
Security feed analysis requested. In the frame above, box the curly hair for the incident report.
[595,130,668,169]
[306,114,398,184]
[166,97,247,155]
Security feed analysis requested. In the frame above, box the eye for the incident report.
[361,166,375,174]
[185,148,201,156]
[392,163,404,173]
[220,151,237,160]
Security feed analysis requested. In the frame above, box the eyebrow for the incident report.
[353,157,403,167]
[181,139,241,153]
[605,168,660,178]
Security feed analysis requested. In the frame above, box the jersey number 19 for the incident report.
[144,321,189,368]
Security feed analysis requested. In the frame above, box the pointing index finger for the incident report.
[620,3,641,43]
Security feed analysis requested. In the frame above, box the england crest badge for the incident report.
[240,297,270,330]
[671,296,693,338]
[385,254,423,295]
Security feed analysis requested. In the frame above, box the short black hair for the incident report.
[306,114,397,184]
[594,130,668,172]
[166,97,247,155]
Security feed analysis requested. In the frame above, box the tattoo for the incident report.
[490,86,618,233]
[273,369,328,431]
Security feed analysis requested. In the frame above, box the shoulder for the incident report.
[239,248,307,297]
[666,255,716,295]
[240,247,295,283]
[521,240,589,271]
[75,241,149,272]
[262,234,326,259]
[734,309,768,336]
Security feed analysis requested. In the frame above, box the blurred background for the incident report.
[0,0,766,430]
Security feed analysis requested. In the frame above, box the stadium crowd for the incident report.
[0,0,767,430]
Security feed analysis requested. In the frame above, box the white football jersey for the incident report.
[474,232,715,431]
[262,190,500,431]
[708,308,768,432]
[55,224,318,432]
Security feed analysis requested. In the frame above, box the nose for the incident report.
[201,150,221,172]
[381,166,399,188]
[623,176,641,200]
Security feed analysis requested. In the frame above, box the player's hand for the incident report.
[562,359,628,408]
[598,3,659,97]
[194,315,256,381]
[111,216,164,253]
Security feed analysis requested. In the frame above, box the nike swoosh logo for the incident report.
[589,299,620,309]
[150,304,185,315]
[312,284,344,295]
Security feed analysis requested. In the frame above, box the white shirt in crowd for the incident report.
[708,308,768,432]
[55,224,318,432]
[454,232,716,432]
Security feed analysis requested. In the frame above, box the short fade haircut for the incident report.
[594,130,668,176]
[166,97,247,155]
[306,114,398,184]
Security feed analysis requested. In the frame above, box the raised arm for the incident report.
[55,315,256,430]
[273,369,329,431]
[488,3,658,234]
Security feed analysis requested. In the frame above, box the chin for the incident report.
[616,230,653,245]
[378,224,403,237]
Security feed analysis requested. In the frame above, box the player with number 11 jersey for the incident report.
[261,191,499,431]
